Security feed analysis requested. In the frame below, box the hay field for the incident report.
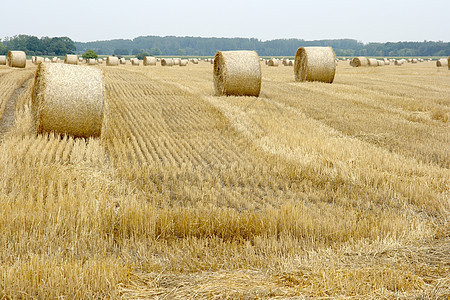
[0,60,449,299]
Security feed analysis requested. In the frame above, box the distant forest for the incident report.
[1,35,449,57]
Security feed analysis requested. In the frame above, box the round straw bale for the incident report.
[268,58,279,66]
[97,59,103,64]
[34,56,44,65]
[131,58,140,66]
[44,58,51,63]
[350,56,368,67]
[213,50,261,97]
[179,59,188,66]
[120,58,126,64]
[191,58,199,64]
[87,58,97,65]
[31,56,36,64]
[64,54,78,65]
[0,55,6,65]
[143,56,157,66]
[411,58,418,63]
[51,57,58,63]
[173,58,181,65]
[294,47,336,83]
[7,51,27,68]
[394,59,404,66]
[367,58,378,66]
[31,63,103,138]
[436,58,448,67]
[106,56,119,66]
[377,60,385,66]
[161,58,174,66]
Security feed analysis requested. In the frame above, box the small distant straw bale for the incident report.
[31,63,103,138]
[120,58,126,64]
[350,56,368,67]
[106,56,119,66]
[87,58,97,65]
[34,57,45,65]
[131,58,140,66]
[436,58,448,67]
[161,58,174,66]
[64,54,78,65]
[268,58,279,66]
[8,51,27,68]
[367,58,378,66]
[213,50,261,97]
[294,47,336,83]
[0,55,6,65]
[179,59,188,66]
[51,57,58,63]
[377,60,385,66]
[143,56,157,66]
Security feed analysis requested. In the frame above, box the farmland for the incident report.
[0,60,449,298]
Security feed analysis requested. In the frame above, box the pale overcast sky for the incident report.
[1,0,449,43]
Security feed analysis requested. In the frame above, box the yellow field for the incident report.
[0,60,448,299]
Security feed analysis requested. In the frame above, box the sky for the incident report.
[1,0,449,43]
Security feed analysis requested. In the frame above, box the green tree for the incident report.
[176,48,186,56]
[0,39,7,55]
[136,52,150,60]
[114,48,129,55]
[150,47,162,56]
[82,49,98,59]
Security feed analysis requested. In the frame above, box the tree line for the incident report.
[0,35,76,56]
[1,35,449,57]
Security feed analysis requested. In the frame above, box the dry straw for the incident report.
[173,58,181,65]
[161,58,174,66]
[0,55,6,65]
[294,47,336,83]
[51,57,58,63]
[64,54,78,65]
[191,58,199,64]
[106,56,119,66]
[7,51,26,68]
[448,56,450,70]
[350,56,368,67]
[31,63,104,138]
[213,50,261,97]
[131,58,140,66]
[87,58,97,65]
[268,58,279,66]
[436,58,448,67]
[143,56,157,66]
[368,58,378,66]
[120,58,126,64]
[34,57,45,65]
[179,59,188,66]
[377,60,385,66]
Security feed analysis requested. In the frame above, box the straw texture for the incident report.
[268,58,279,66]
[368,58,378,66]
[213,50,261,97]
[294,47,336,83]
[120,58,126,64]
[143,56,157,66]
[161,58,174,66]
[350,57,369,67]
[179,59,188,66]
[7,51,26,68]
[448,57,450,70]
[131,58,140,66]
[0,55,7,65]
[87,58,97,65]
[106,56,119,66]
[51,57,58,63]
[31,63,104,138]
[64,54,78,65]
[436,58,448,67]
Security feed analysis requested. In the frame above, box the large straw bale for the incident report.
[191,58,199,64]
[173,58,181,65]
[131,58,140,66]
[350,56,368,67]
[64,54,78,65]
[120,58,126,64]
[436,58,448,67]
[106,56,119,66]
[31,63,103,138]
[213,50,261,97]
[143,56,157,66]
[377,60,385,66]
[179,59,188,66]
[7,51,26,68]
[294,47,336,83]
[0,55,6,65]
[161,58,174,66]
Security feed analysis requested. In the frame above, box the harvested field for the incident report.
[0,60,449,299]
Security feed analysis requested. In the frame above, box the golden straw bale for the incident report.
[350,56,368,67]
[213,50,261,97]
[0,55,6,65]
[64,54,78,65]
[173,58,181,65]
[436,58,448,67]
[97,59,103,64]
[367,58,378,66]
[179,59,188,66]
[120,58,126,64]
[131,58,140,66]
[31,63,104,138]
[377,60,385,66]
[51,57,58,63]
[34,56,45,65]
[448,57,450,70]
[8,51,27,68]
[191,58,199,64]
[268,58,279,66]
[161,58,174,66]
[411,58,418,63]
[106,56,119,66]
[87,58,97,65]
[143,56,157,66]
[294,47,336,83]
